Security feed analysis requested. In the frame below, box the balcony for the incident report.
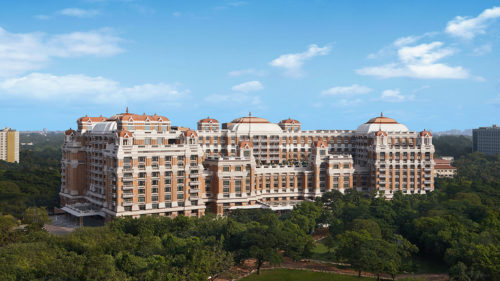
[189,181,200,186]
[122,193,134,199]
[122,185,134,190]
[190,188,200,193]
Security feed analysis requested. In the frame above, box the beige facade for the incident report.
[0,128,19,163]
[60,111,435,219]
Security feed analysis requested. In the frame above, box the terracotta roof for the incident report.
[64,129,76,136]
[77,115,108,122]
[375,130,387,137]
[117,130,133,138]
[107,113,169,122]
[199,117,219,124]
[314,140,327,148]
[231,116,270,124]
[183,130,198,137]
[280,118,301,124]
[420,130,432,137]
[238,140,253,148]
[434,158,456,169]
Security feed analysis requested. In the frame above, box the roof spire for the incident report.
[249,112,252,117]
[126,107,129,114]
[381,112,383,117]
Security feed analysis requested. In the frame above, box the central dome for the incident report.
[228,116,282,134]
[231,116,271,124]
[356,113,409,133]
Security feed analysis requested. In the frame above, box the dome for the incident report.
[356,113,409,133]
[231,116,271,124]
[229,116,282,134]
[91,122,117,133]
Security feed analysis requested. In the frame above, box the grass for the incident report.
[240,268,376,281]
[310,240,336,262]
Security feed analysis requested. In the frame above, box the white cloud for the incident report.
[0,73,187,105]
[473,43,492,56]
[270,44,331,77]
[0,26,123,77]
[58,8,99,18]
[228,68,266,77]
[367,32,436,59]
[446,6,500,39]
[380,89,414,102]
[231,81,263,93]
[321,84,372,96]
[358,41,469,79]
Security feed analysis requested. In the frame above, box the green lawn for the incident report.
[241,269,376,281]
[310,240,336,262]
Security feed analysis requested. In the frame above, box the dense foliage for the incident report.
[433,135,472,158]
[0,133,63,217]
[0,209,314,280]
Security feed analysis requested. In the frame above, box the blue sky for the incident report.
[0,0,499,131]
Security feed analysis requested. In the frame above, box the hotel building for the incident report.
[0,127,19,163]
[60,110,435,220]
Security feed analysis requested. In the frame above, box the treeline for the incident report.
[0,207,316,280]
[0,133,63,217]
[433,135,472,158]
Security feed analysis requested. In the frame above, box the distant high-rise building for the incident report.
[473,125,500,155]
[0,127,19,163]
[59,111,435,221]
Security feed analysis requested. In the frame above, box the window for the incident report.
[164,186,171,192]
[152,195,158,202]
[138,196,145,202]
[145,138,151,145]
[177,185,184,191]
[165,156,171,161]
[235,166,242,171]
[164,179,171,185]
[223,180,230,193]
[235,180,242,192]
[177,194,184,200]
[152,156,159,162]
[138,180,145,186]
[343,164,349,168]
[223,166,230,172]
[152,180,159,186]
[165,194,171,201]
[177,171,184,176]
[152,203,159,209]
[152,187,158,193]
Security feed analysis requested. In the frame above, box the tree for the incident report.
[21,207,50,231]
[323,234,335,253]
[0,214,18,246]
[236,222,282,274]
